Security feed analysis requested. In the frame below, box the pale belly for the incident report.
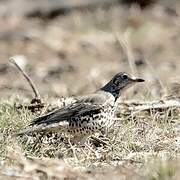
[65,105,116,138]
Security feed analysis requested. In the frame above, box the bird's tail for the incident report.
[14,125,46,136]
[15,121,69,137]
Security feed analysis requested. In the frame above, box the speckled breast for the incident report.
[98,104,116,128]
[66,105,116,136]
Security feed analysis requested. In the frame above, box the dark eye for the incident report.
[122,74,128,80]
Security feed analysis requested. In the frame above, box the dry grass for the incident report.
[0,2,180,179]
[0,96,179,179]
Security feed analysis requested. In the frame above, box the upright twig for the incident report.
[9,57,41,100]
[118,99,180,112]
[144,56,166,95]
[115,30,138,76]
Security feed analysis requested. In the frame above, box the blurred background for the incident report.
[0,0,179,101]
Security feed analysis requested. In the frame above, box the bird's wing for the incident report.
[15,93,110,136]
[30,93,107,127]
[16,93,110,136]
[16,101,103,136]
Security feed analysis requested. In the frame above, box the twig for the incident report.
[68,138,78,162]
[115,31,138,75]
[85,142,100,159]
[9,57,41,100]
[144,57,166,95]
[118,99,180,112]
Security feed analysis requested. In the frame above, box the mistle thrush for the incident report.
[17,72,144,142]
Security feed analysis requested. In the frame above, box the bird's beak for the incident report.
[132,78,145,82]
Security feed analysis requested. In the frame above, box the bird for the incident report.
[17,72,145,143]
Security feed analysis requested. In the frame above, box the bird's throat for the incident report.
[100,83,121,100]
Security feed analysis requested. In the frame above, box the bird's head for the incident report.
[101,72,145,99]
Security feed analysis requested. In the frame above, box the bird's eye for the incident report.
[122,74,128,80]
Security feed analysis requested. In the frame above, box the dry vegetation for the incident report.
[0,1,180,179]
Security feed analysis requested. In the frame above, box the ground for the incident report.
[0,1,180,179]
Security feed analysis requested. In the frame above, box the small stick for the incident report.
[115,31,138,76]
[9,57,41,100]
[144,57,166,95]
[68,138,78,161]
[118,99,180,112]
